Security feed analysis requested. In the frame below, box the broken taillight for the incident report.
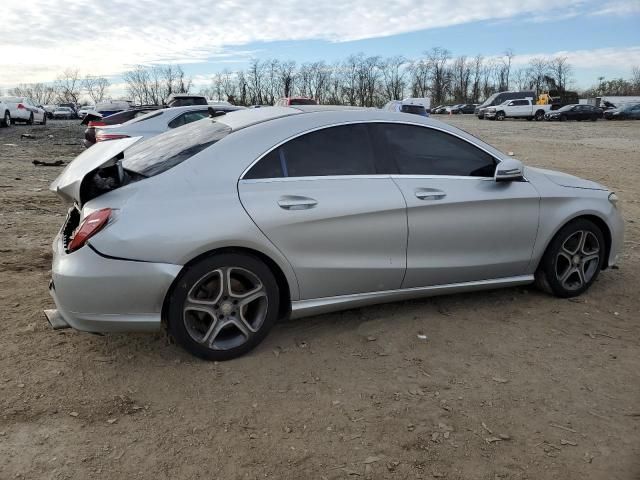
[68,208,112,252]
[88,121,106,127]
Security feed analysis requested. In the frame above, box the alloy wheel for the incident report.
[182,266,268,351]
[555,230,600,291]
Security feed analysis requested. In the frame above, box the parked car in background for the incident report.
[544,104,603,121]
[42,105,56,119]
[603,103,640,120]
[0,96,46,125]
[78,105,96,118]
[430,105,446,114]
[475,91,536,118]
[94,105,243,143]
[450,103,478,114]
[485,99,551,121]
[53,107,75,120]
[83,106,162,147]
[46,105,623,360]
[274,97,318,106]
[401,97,431,112]
[444,104,462,114]
[58,103,79,119]
[167,94,208,107]
[0,99,11,127]
[95,100,133,117]
[382,100,429,117]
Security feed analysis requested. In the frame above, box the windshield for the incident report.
[622,103,640,111]
[288,98,317,105]
[479,93,499,108]
[122,119,232,177]
[401,104,426,115]
[557,104,577,112]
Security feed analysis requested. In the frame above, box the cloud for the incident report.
[1,0,637,86]
[509,46,640,69]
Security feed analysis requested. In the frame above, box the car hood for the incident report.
[528,167,607,191]
[50,136,142,204]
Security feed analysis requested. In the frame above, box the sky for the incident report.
[1,0,639,94]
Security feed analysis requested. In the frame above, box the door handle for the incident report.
[415,189,446,200]
[277,196,318,210]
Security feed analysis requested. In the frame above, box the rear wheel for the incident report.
[41,114,47,125]
[167,253,280,361]
[26,113,34,125]
[535,219,605,298]
[534,110,545,121]
[560,114,567,122]
[1,111,10,128]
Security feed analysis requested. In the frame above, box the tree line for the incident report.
[4,50,640,107]
[7,69,110,105]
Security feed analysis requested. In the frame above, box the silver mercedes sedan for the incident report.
[46,106,624,360]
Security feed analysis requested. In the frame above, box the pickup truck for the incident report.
[484,98,551,121]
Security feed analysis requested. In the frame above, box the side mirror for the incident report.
[495,157,524,182]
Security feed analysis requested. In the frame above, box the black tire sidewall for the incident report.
[539,219,605,298]
[167,252,280,361]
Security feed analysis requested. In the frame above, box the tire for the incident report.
[496,111,505,121]
[41,115,47,125]
[167,252,280,361]
[534,110,545,121]
[26,113,34,125]
[590,115,597,122]
[1,111,10,128]
[477,115,484,120]
[560,114,567,122]
[535,218,605,298]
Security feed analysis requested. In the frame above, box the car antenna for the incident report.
[208,107,226,118]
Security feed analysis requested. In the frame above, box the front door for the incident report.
[371,122,540,288]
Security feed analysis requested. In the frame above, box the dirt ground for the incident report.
[0,115,638,480]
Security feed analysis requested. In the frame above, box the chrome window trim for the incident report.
[239,119,504,181]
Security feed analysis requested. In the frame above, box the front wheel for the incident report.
[560,114,567,122]
[26,113,34,125]
[1,111,10,128]
[167,253,280,361]
[496,111,505,121]
[41,114,47,125]
[535,219,605,298]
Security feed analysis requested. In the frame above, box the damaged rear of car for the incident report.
[46,120,232,333]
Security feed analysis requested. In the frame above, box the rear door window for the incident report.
[244,124,376,179]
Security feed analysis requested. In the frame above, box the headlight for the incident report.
[608,192,619,209]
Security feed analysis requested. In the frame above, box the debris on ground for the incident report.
[32,160,65,167]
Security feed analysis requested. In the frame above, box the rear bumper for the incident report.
[484,111,496,119]
[48,234,182,333]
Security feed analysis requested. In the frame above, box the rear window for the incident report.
[122,119,231,177]
[401,105,426,115]
[122,110,163,126]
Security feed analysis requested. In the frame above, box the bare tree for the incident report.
[425,47,451,105]
[123,65,191,104]
[8,83,57,105]
[55,69,82,104]
[497,49,515,91]
[525,57,550,93]
[470,55,483,102]
[451,56,471,102]
[381,56,407,101]
[549,57,573,92]
[278,61,296,99]
[82,76,110,104]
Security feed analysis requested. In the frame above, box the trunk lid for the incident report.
[50,136,142,204]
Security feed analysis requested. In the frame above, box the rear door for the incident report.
[372,122,540,288]
[238,123,407,300]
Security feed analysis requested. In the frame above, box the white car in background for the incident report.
[0,96,46,125]
[53,107,75,119]
[94,105,244,143]
[78,105,96,118]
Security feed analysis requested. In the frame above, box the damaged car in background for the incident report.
[46,106,624,360]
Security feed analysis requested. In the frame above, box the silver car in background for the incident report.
[93,104,244,143]
[46,106,624,360]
